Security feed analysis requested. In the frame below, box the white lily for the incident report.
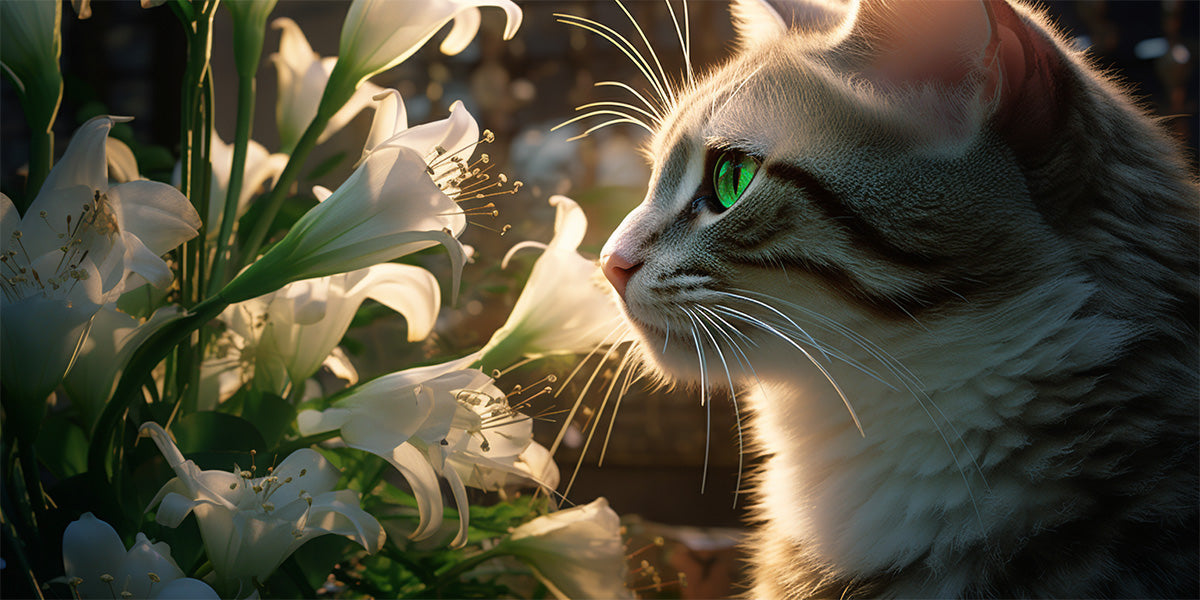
[61,512,218,599]
[336,0,522,88]
[215,262,441,397]
[478,195,628,371]
[220,99,487,302]
[270,17,384,152]
[0,116,200,407]
[499,497,632,600]
[422,381,561,546]
[298,355,556,547]
[140,422,385,599]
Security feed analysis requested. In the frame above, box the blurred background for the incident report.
[2,1,1196,597]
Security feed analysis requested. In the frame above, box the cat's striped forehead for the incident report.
[648,46,909,191]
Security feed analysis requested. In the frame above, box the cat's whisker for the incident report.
[726,290,990,512]
[554,323,630,398]
[598,354,642,467]
[722,290,907,389]
[682,307,714,493]
[564,349,636,499]
[715,290,832,362]
[713,304,865,437]
[549,324,632,457]
[573,101,661,125]
[729,288,990,486]
[692,305,750,508]
[552,109,654,135]
[613,0,677,106]
[662,0,693,83]
[569,118,655,142]
[594,81,665,120]
[553,13,672,112]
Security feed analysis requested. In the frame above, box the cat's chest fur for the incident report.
[742,276,1138,596]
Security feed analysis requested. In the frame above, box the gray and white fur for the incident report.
[597,0,1199,596]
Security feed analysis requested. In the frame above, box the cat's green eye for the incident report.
[713,152,760,210]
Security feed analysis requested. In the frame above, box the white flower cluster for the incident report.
[3,0,636,598]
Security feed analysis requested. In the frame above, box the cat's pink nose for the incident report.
[601,252,642,299]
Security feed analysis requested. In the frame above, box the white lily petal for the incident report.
[442,463,471,548]
[62,513,128,598]
[120,533,186,598]
[304,489,386,554]
[36,116,127,203]
[268,448,341,499]
[363,89,408,161]
[332,377,435,456]
[373,100,478,162]
[154,492,204,528]
[352,263,440,342]
[1,193,17,242]
[153,578,221,599]
[480,196,628,369]
[389,442,444,540]
[117,230,173,291]
[547,194,587,251]
[439,7,481,56]
[322,347,359,385]
[105,137,139,183]
[107,179,202,256]
[503,498,632,599]
[338,0,521,83]
[1,292,98,403]
[297,407,351,437]
[324,75,386,145]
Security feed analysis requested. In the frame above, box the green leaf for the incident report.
[239,390,295,448]
[36,416,88,479]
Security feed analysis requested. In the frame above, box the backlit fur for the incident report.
[600,0,1199,596]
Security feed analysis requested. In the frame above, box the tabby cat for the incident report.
[596,0,1199,596]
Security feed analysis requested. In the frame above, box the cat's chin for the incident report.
[623,318,715,385]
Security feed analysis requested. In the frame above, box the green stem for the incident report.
[209,71,256,295]
[237,112,321,263]
[422,549,504,596]
[239,67,356,263]
[24,120,53,209]
[273,430,339,456]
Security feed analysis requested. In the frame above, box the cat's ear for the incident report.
[730,0,856,52]
[852,0,1065,145]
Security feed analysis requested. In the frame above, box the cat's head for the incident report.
[598,0,1102,384]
